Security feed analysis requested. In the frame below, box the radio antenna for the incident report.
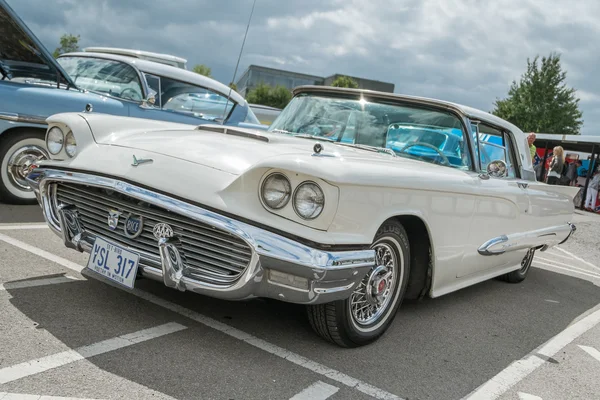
[221,0,257,123]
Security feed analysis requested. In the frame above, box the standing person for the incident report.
[547,146,565,185]
[584,168,600,212]
[567,160,582,186]
[527,133,537,161]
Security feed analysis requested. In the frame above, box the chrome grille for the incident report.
[55,182,253,285]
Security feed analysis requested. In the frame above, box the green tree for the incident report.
[246,83,291,109]
[492,53,583,135]
[192,64,212,78]
[52,34,80,58]
[228,82,238,91]
[330,75,359,89]
[269,85,292,109]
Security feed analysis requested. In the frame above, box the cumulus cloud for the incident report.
[7,0,600,134]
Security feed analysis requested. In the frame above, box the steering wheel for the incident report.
[119,88,141,101]
[398,142,451,167]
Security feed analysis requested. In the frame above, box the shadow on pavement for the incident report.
[5,266,600,400]
[0,205,44,223]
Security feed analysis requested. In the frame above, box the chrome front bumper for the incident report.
[27,168,375,305]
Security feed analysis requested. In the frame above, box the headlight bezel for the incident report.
[257,169,337,229]
[64,130,77,158]
[260,172,292,210]
[46,127,64,155]
[292,181,325,220]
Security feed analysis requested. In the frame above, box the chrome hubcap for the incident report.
[351,243,396,326]
[6,145,47,191]
[520,248,535,273]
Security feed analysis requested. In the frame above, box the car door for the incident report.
[456,121,532,278]
[129,73,237,126]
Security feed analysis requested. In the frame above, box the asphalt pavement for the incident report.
[0,204,599,400]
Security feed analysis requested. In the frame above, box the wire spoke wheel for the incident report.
[519,248,535,273]
[350,242,398,327]
[307,221,410,347]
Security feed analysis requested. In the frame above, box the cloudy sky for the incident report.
[8,0,600,135]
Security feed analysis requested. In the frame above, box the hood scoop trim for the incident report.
[197,125,269,143]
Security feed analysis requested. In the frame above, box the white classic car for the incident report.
[27,86,578,347]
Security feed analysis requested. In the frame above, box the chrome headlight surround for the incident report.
[293,181,325,220]
[64,131,77,158]
[46,127,64,155]
[260,172,292,210]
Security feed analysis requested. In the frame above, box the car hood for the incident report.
[0,0,76,87]
[92,122,451,178]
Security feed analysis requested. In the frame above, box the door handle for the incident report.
[517,182,529,189]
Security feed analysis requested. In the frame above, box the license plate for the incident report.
[86,237,140,289]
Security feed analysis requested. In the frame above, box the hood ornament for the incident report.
[132,155,153,167]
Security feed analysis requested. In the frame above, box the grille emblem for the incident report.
[107,209,121,230]
[153,223,174,240]
[124,214,144,239]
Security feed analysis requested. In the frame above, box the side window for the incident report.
[157,76,235,121]
[473,123,519,178]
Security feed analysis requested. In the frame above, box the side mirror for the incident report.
[487,159,508,178]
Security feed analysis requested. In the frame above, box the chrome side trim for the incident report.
[0,112,47,125]
[478,235,508,256]
[557,222,577,245]
[478,223,576,256]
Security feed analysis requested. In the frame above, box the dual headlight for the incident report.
[261,173,325,220]
[46,127,77,158]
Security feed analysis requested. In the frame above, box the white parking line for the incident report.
[0,224,49,231]
[0,233,402,400]
[534,261,600,281]
[0,233,83,273]
[578,345,600,363]
[290,381,339,400]
[518,393,543,400]
[463,307,600,400]
[0,392,101,399]
[554,247,600,272]
[0,276,80,291]
[0,322,186,385]
[534,258,600,278]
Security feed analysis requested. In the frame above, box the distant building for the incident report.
[235,65,395,97]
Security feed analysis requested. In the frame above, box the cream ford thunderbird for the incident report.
[27,86,577,347]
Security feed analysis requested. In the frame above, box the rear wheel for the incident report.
[307,221,410,347]
[499,248,535,283]
[0,130,48,205]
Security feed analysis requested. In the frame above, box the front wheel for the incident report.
[0,131,48,205]
[307,221,410,347]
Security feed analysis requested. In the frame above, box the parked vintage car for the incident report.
[27,85,578,347]
[249,103,282,126]
[0,0,263,204]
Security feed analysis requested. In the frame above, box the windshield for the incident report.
[268,94,472,169]
[57,56,143,101]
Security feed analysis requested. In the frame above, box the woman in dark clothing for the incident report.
[547,146,565,185]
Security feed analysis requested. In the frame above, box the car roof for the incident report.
[83,47,187,65]
[59,51,247,105]
[293,86,525,137]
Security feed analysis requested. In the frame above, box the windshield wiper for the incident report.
[273,130,337,142]
[292,133,336,142]
[338,143,396,157]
